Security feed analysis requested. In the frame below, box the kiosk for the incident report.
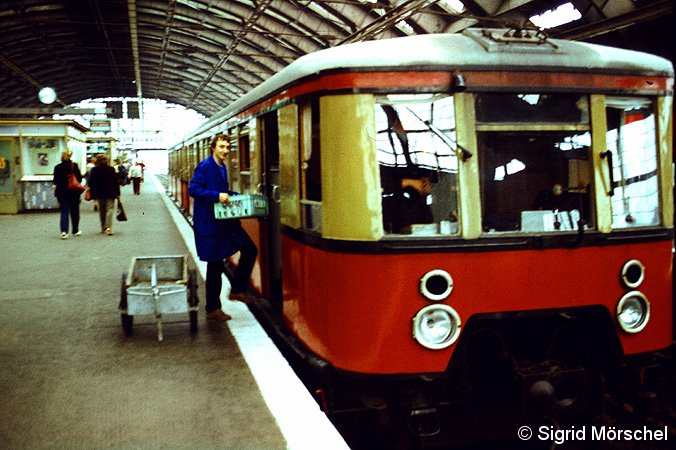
[0,119,89,213]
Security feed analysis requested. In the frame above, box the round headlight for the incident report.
[412,304,461,350]
[621,260,645,288]
[419,269,453,301]
[616,291,650,333]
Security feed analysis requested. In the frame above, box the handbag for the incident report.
[67,163,85,193]
[116,199,128,222]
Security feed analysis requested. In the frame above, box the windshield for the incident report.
[476,93,593,234]
[376,94,460,236]
[479,130,593,232]
[606,97,660,228]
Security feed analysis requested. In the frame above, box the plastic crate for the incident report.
[214,194,268,219]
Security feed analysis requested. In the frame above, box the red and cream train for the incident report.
[168,28,674,448]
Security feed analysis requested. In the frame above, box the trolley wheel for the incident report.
[121,313,134,336]
[188,268,199,307]
[119,272,128,310]
[189,310,198,334]
[119,272,133,335]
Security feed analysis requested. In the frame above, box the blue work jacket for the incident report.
[188,156,246,260]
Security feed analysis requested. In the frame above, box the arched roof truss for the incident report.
[0,0,671,117]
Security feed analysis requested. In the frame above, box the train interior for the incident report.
[376,94,460,236]
[478,130,593,233]
[375,92,661,236]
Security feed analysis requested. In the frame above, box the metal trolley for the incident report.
[118,255,199,341]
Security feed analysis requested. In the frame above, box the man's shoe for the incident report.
[73,231,81,236]
[228,291,256,304]
[206,309,231,321]
[60,232,68,240]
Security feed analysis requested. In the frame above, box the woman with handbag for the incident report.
[52,150,84,239]
[87,154,121,236]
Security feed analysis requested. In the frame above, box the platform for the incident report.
[0,175,349,450]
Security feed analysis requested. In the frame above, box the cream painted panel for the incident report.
[590,94,612,233]
[279,104,301,228]
[658,96,674,227]
[248,119,261,194]
[320,95,383,241]
[454,93,481,239]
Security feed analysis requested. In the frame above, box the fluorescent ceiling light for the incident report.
[530,2,582,29]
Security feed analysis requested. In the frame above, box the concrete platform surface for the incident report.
[0,176,349,450]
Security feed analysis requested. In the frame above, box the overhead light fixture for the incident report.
[38,87,57,105]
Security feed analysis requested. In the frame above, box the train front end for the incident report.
[277,30,674,448]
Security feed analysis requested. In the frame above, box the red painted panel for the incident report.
[281,236,673,375]
[239,218,263,294]
[180,181,190,212]
[234,71,672,120]
[463,71,672,92]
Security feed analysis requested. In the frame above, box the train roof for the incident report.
[178,28,673,147]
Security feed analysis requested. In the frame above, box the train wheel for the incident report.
[188,268,199,307]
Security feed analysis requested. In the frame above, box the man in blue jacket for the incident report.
[188,134,258,321]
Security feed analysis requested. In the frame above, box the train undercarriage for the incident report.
[252,300,675,449]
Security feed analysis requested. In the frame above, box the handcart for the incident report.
[118,255,199,341]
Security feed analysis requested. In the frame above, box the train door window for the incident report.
[238,126,251,193]
[300,99,322,232]
[375,94,459,236]
[475,93,593,234]
[227,131,240,192]
[606,97,660,228]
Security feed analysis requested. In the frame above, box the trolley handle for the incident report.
[600,150,615,197]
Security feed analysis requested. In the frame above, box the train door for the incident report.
[261,111,283,306]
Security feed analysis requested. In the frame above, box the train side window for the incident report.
[375,94,460,236]
[300,99,322,232]
[606,97,660,228]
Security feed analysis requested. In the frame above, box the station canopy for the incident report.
[0,0,672,118]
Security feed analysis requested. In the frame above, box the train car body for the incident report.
[168,29,674,448]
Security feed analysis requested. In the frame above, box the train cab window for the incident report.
[606,97,660,228]
[375,94,459,236]
[476,93,593,234]
[476,93,589,123]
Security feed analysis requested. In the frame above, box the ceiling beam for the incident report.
[0,52,68,107]
[552,0,673,40]
[0,107,111,115]
[128,0,143,118]
[338,0,438,44]
[185,0,275,110]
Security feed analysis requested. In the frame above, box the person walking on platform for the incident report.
[84,156,98,211]
[129,161,143,195]
[52,150,84,239]
[87,154,120,236]
[188,134,258,322]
